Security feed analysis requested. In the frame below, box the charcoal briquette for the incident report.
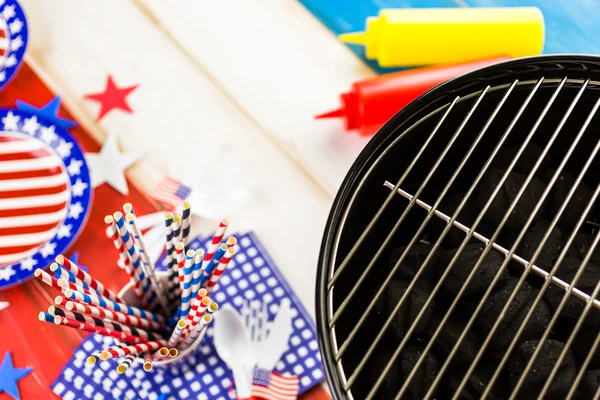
[389,243,439,285]
[508,339,577,399]
[568,233,600,265]
[493,143,548,173]
[386,280,434,339]
[441,244,509,298]
[369,345,401,399]
[399,343,440,399]
[571,327,600,368]
[543,169,593,232]
[431,314,481,364]
[442,362,508,400]
[516,218,563,272]
[477,277,550,350]
[477,168,546,228]
[579,368,600,399]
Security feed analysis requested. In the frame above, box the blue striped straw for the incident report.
[190,249,204,297]
[176,250,196,319]
[198,244,228,288]
[38,311,55,323]
[50,263,90,290]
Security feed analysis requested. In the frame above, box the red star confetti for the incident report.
[84,75,138,120]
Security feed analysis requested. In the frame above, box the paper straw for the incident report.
[38,311,55,323]
[168,348,178,358]
[206,301,219,314]
[143,353,153,372]
[34,268,65,292]
[65,301,164,332]
[50,262,88,290]
[86,351,103,365]
[126,212,165,307]
[164,212,176,298]
[116,354,137,374]
[199,244,228,288]
[180,202,192,249]
[56,277,95,297]
[182,314,212,348]
[152,347,169,361]
[186,289,208,323]
[177,249,195,319]
[63,288,166,325]
[100,339,168,360]
[48,314,147,344]
[113,212,152,303]
[54,296,69,306]
[181,296,211,339]
[190,250,204,297]
[105,215,142,297]
[175,242,186,306]
[226,236,237,249]
[202,219,229,270]
[167,319,187,348]
[206,246,235,295]
[169,216,182,299]
[55,255,122,303]
[49,306,162,341]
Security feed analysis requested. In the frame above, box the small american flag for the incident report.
[148,176,191,209]
[251,368,299,400]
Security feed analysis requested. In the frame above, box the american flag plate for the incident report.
[0,0,27,91]
[0,108,92,289]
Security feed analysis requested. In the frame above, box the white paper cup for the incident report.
[117,271,207,367]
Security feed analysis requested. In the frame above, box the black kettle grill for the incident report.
[317,55,600,400]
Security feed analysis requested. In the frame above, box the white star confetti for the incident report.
[67,159,83,176]
[0,265,15,281]
[40,241,56,257]
[2,111,19,130]
[56,139,74,158]
[40,125,58,144]
[22,116,40,135]
[68,202,84,219]
[20,256,37,271]
[72,178,88,197]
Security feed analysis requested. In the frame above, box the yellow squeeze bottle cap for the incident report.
[339,16,381,60]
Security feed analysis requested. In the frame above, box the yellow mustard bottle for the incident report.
[340,7,545,68]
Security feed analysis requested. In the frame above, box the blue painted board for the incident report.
[298,0,600,74]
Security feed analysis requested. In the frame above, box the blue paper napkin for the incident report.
[51,232,324,400]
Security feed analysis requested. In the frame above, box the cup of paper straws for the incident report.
[35,202,236,373]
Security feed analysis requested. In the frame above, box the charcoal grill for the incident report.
[317,55,600,399]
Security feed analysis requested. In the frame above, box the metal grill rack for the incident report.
[317,57,600,400]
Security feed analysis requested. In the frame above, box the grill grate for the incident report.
[320,67,600,400]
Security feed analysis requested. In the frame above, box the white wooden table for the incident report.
[20,0,374,318]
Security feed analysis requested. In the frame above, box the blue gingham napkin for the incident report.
[51,232,324,400]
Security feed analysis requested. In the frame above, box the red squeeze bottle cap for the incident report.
[316,56,511,136]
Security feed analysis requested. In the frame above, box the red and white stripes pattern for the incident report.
[56,254,122,302]
[206,246,235,295]
[0,134,69,266]
[104,215,141,297]
[49,314,146,344]
[201,219,229,270]
[65,300,164,331]
[0,18,8,58]
[100,339,168,360]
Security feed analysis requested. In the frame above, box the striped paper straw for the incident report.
[206,301,219,314]
[175,242,186,302]
[126,213,166,309]
[50,263,88,290]
[152,347,169,361]
[164,213,176,298]
[181,296,211,339]
[143,352,153,372]
[206,246,235,295]
[56,278,95,297]
[167,319,187,348]
[186,289,208,323]
[182,314,212,348]
[49,306,162,341]
[169,216,182,289]
[100,339,168,360]
[199,244,228,288]
[201,219,229,270]
[190,250,204,297]
[34,269,65,292]
[105,215,141,297]
[113,212,152,301]
[86,351,103,365]
[116,354,137,374]
[226,236,237,249]
[177,249,195,319]
[168,348,178,358]
[65,301,164,332]
[180,202,192,249]
[48,314,147,344]
[63,288,166,325]
[54,296,69,306]
[55,255,122,303]
[38,311,55,323]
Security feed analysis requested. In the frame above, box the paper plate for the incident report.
[0,0,28,91]
[0,108,92,289]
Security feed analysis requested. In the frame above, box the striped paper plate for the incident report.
[0,0,28,91]
[0,108,92,289]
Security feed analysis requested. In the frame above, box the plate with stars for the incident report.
[0,108,92,289]
[0,0,27,91]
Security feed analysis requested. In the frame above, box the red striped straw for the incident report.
[65,301,164,332]
[54,296,69,306]
[226,236,237,249]
[185,289,208,324]
[56,277,95,297]
[143,352,153,372]
[55,254,122,303]
[179,249,195,318]
[34,269,65,292]
[181,296,211,339]
[175,242,186,298]
[44,313,148,344]
[49,306,163,341]
[167,319,187,348]
[206,246,236,295]
[63,288,167,325]
[202,219,229,270]
[104,215,141,297]
[182,314,212,349]
[126,212,166,307]
[100,339,168,360]
[49,262,87,289]
[180,202,192,249]
[152,347,169,361]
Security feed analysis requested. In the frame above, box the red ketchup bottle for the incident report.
[316,56,510,136]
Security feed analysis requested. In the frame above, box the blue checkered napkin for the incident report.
[51,231,324,400]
